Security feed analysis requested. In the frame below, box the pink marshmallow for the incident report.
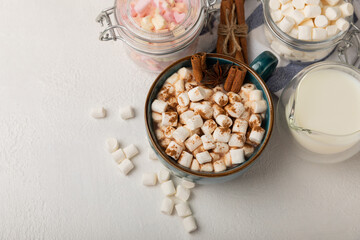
[134,0,152,15]
[163,10,175,22]
[174,12,185,23]
[174,3,187,13]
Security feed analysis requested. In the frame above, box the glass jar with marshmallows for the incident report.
[262,0,354,62]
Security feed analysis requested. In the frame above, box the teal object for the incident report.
[249,51,278,83]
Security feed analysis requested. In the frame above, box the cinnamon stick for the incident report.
[224,66,237,92]
[216,0,233,55]
[191,52,207,84]
[234,0,248,64]
[230,67,247,93]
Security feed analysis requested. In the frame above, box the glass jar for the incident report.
[96,0,218,72]
[262,0,353,63]
[277,62,360,163]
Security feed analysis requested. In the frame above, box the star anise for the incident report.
[201,61,232,88]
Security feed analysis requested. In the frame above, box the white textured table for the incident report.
[1,0,360,239]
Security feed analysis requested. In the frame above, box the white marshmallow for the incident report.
[183,216,197,233]
[278,16,295,33]
[292,0,305,9]
[304,5,321,18]
[200,163,214,172]
[232,118,248,134]
[194,104,213,120]
[118,159,134,175]
[241,110,251,121]
[213,91,229,106]
[188,87,206,102]
[240,83,256,96]
[213,160,227,172]
[161,180,176,196]
[176,105,189,115]
[148,148,158,160]
[289,28,299,38]
[300,19,315,27]
[271,10,284,23]
[195,151,212,164]
[178,151,193,168]
[155,128,165,140]
[326,25,339,37]
[112,148,126,163]
[227,92,242,104]
[290,10,305,25]
[281,2,293,13]
[224,152,232,167]
[213,142,230,154]
[166,73,179,85]
[141,16,154,31]
[189,102,202,111]
[184,134,202,152]
[201,135,216,150]
[312,28,327,40]
[230,149,245,164]
[185,115,203,130]
[325,7,341,21]
[178,92,190,107]
[174,78,185,93]
[314,15,329,28]
[90,107,106,119]
[225,102,245,118]
[201,119,217,135]
[190,159,200,171]
[178,67,192,80]
[339,3,354,17]
[298,26,312,41]
[120,106,135,120]
[336,18,350,31]
[215,114,233,128]
[243,144,255,158]
[175,185,191,201]
[324,0,340,6]
[212,104,226,117]
[165,141,183,160]
[213,127,231,143]
[228,133,246,148]
[161,197,174,215]
[162,112,178,127]
[142,173,157,186]
[162,126,175,139]
[106,138,119,153]
[269,0,280,9]
[157,168,171,183]
[249,90,263,101]
[152,99,168,113]
[181,179,195,189]
[173,126,190,142]
[249,127,266,145]
[249,114,262,128]
[123,144,139,159]
[179,110,194,124]
[175,202,192,217]
[160,138,171,148]
[252,100,268,114]
[210,152,220,161]
[152,112,162,122]
[152,14,166,30]
[304,0,320,4]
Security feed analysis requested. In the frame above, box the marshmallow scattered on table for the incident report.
[157,168,171,183]
[118,159,134,175]
[183,216,197,233]
[149,148,158,160]
[106,138,119,153]
[142,173,157,186]
[112,148,126,164]
[161,197,175,215]
[181,179,196,189]
[90,107,106,119]
[175,202,192,217]
[175,185,191,202]
[161,180,176,196]
[123,144,139,159]
[120,106,135,120]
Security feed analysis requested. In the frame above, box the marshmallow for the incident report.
[166,73,179,85]
[249,114,262,128]
[162,112,178,127]
[189,102,202,111]
[173,126,190,142]
[300,19,315,27]
[289,28,299,38]
[271,10,284,23]
[178,67,191,80]
[314,15,329,28]
[298,26,312,41]
[185,81,197,91]
[225,102,245,118]
[195,151,212,164]
[112,148,126,163]
[181,179,196,189]
[188,87,206,102]
[292,0,305,9]
[193,145,205,156]
[176,105,189,115]
[243,144,255,158]
[161,180,176,196]
[142,173,157,186]
[230,148,245,164]
[336,18,350,31]
[160,138,171,148]
[249,126,266,145]
[278,16,295,33]
[106,138,119,153]
[179,110,194,124]
[269,0,280,9]
[228,133,246,148]
[241,110,251,121]
[157,168,171,183]
[140,16,154,31]
[123,144,139,159]
[281,2,294,14]
[224,152,232,167]
[175,202,192,217]
[213,160,227,172]
[232,118,248,134]
[175,185,191,201]
[183,216,197,233]
[200,163,214,172]
[190,159,200,171]
[149,148,158,160]
[152,99,168,113]
[213,127,231,143]
[326,25,339,37]
[212,104,226,117]
[339,3,354,17]
[201,119,217,135]
[155,129,165,140]
[324,0,340,6]
[210,152,220,161]
[178,92,190,107]
[304,5,321,18]
[291,10,305,25]
[249,90,264,102]
[184,134,202,152]
[152,14,167,30]
[312,28,327,40]
[241,83,256,96]
[152,112,162,122]
[174,78,185,92]
[325,7,341,21]
[227,92,242,104]
[163,126,175,139]
[165,141,183,160]
[134,0,151,14]
[216,114,233,128]
[161,197,174,215]
[194,104,213,120]
[201,135,216,150]
[213,91,229,106]
[167,97,178,108]
[304,0,320,4]
[118,159,134,175]
[185,115,203,130]
[213,142,230,154]
[90,107,106,119]
[178,151,193,168]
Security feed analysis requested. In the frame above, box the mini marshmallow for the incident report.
[213,160,227,172]
[300,19,315,27]
[271,10,284,22]
[228,133,246,148]
[167,97,178,108]
[213,127,231,143]
[188,87,206,102]
[241,110,251,121]
[142,173,157,186]
[178,67,192,80]
[162,112,178,127]
[157,168,170,183]
[112,148,126,163]
[210,152,220,161]
[193,145,205,156]
[181,179,196,189]
[227,92,242,104]
[314,15,329,28]
[292,0,305,9]
[213,91,229,106]
[141,16,154,31]
[183,216,197,233]
[152,99,168,113]
[166,73,179,85]
[269,0,280,10]
[163,126,175,139]
[175,185,191,201]
[152,112,162,122]
[200,163,214,172]
[106,138,119,153]
[216,114,233,128]
[202,87,214,100]
[91,107,106,119]
[190,159,200,171]
[213,142,229,154]
[178,151,193,168]
[174,78,185,92]
[249,90,263,101]
[175,202,192,217]
[152,14,167,30]
[324,0,340,6]
[249,114,262,128]
[298,26,312,40]
[241,84,256,95]
[189,102,202,111]
[201,119,217,135]
[225,102,245,118]
[185,115,203,130]
[339,3,354,17]
[201,135,216,150]
[123,144,139,159]
[304,5,321,18]
[173,126,190,142]
[195,151,212,164]
[165,141,183,160]
[224,152,232,167]
[160,138,171,148]
[249,126,266,145]
[184,134,202,152]
[118,159,134,175]
[161,197,174,215]
[178,92,190,107]
[232,118,248,134]
[281,2,294,14]
[194,104,213,120]
[243,144,255,158]
[134,0,151,14]
[212,104,226,117]
[179,110,194,124]
[326,25,339,37]
[312,28,327,40]
[155,128,165,140]
[289,28,299,38]
[278,16,295,33]
[325,7,341,21]
[148,148,158,160]
[336,18,350,31]
[161,180,176,196]
[304,0,320,4]
[230,149,245,164]
[291,10,305,25]
[176,105,189,115]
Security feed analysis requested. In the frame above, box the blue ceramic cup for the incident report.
[145,52,277,184]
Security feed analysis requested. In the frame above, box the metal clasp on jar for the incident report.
[338,23,360,68]
[96,7,125,41]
